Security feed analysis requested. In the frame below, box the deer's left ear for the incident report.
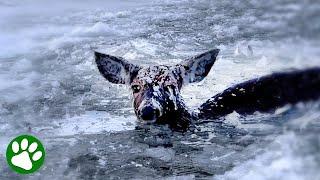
[95,51,141,84]
[175,49,220,84]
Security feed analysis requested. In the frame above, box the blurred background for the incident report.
[0,0,319,179]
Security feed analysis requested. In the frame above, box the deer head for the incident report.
[95,49,219,124]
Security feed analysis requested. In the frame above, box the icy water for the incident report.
[0,0,320,179]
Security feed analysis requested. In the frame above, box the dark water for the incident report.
[0,0,320,179]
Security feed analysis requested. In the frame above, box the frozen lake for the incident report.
[0,0,320,179]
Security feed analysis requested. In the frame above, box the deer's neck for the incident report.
[160,95,196,130]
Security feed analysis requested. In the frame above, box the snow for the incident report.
[0,0,319,179]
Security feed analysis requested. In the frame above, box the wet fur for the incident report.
[95,50,320,131]
[199,67,320,119]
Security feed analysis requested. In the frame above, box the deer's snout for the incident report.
[138,105,160,122]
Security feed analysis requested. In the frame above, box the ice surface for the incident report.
[0,0,319,179]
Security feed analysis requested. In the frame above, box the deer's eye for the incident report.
[131,85,141,93]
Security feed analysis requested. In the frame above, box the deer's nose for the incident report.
[138,106,160,121]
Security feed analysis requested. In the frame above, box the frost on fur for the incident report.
[95,49,220,130]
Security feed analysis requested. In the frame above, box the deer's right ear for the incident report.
[177,49,220,84]
[95,51,141,84]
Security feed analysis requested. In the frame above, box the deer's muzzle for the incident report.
[138,105,161,122]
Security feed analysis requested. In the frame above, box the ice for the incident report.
[70,22,119,37]
[53,111,136,136]
[214,133,320,180]
[144,147,175,162]
[224,111,241,127]
[0,0,320,179]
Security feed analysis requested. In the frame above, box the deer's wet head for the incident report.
[130,65,184,122]
[95,49,219,123]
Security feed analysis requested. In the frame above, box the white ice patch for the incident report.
[0,71,40,102]
[274,104,292,115]
[11,58,33,72]
[53,111,136,136]
[234,44,253,57]
[145,147,175,162]
[289,105,320,130]
[70,22,119,37]
[131,39,157,56]
[0,136,11,156]
[255,56,269,67]
[214,133,320,180]
[224,111,241,126]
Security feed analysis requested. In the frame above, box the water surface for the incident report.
[0,0,320,179]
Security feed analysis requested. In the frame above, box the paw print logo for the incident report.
[6,135,46,174]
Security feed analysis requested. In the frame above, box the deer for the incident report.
[94,49,320,131]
